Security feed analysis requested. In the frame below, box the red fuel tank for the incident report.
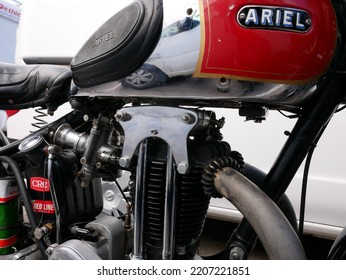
[195,0,337,84]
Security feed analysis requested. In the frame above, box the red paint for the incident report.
[196,0,337,84]
[0,235,17,249]
[5,110,19,117]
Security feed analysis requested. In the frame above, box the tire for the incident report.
[121,64,168,90]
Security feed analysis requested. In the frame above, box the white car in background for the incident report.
[122,12,200,89]
[11,0,346,241]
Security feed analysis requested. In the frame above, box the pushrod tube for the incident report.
[132,140,148,260]
[162,147,177,260]
[214,167,306,259]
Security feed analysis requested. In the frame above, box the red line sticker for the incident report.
[32,200,55,214]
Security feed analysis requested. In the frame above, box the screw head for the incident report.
[104,190,115,201]
[181,113,195,124]
[80,157,87,165]
[230,247,245,260]
[119,157,130,167]
[115,111,131,122]
[177,162,189,174]
[239,13,246,20]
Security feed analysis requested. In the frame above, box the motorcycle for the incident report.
[0,0,345,260]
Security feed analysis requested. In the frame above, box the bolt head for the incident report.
[182,113,195,124]
[239,13,246,20]
[177,162,189,174]
[119,157,130,167]
[80,157,87,165]
[230,247,245,260]
[104,190,115,201]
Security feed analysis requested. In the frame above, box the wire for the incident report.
[298,144,315,238]
[47,152,62,244]
[298,122,328,239]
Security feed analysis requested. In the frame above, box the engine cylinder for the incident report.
[136,138,230,259]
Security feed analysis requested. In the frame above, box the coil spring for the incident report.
[201,151,244,198]
[30,108,48,132]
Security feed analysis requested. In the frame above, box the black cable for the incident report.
[298,144,315,239]
[298,122,328,239]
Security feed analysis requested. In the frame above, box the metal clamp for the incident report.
[116,106,198,174]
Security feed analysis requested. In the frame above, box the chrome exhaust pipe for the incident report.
[214,167,306,260]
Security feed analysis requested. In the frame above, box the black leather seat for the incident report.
[0,63,71,111]
[70,0,163,88]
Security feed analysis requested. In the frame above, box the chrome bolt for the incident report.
[177,162,188,174]
[115,111,131,122]
[239,13,246,20]
[104,190,115,201]
[115,112,124,120]
[45,244,58,256]
[182,113,195,124]
[229,247,245,260]
[119,157,130,167]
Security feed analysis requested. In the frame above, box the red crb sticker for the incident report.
[32,200,55,214]
[30,177,50,192]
